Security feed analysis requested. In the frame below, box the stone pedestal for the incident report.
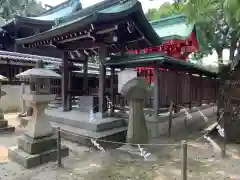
[121,77,149,144]
[127,100,148,144]
[9,94,69,168]
[0,90,15,133]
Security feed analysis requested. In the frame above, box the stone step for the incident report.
[51,121,127,147]
[0,120,8,128]
[8,145,69,169]
[0,125,15,133]
[47,113,127,132]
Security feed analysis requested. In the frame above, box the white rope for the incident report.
[138,144,151,161]
[90,139,105,152]
[216,125,225,138]
[199,110,208,122]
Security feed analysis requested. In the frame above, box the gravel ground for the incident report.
[0,110,240,180]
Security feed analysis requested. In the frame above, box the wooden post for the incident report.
[120,68,125,112]
[181,140,188,180]
[168,101,173,137]
[222,79,231,158]
[57,127,62,167]
[62,51,69,111]
[216,78,220,119]
[99,44,107,116]
[83,56,88,95]
[175,72,179,113]
[189,74,192,109]
[67,66,72,111]
[110,67,115,116]
[154,62,160,119]
[199,75,203,107]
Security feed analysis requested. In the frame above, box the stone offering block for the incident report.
[78,96,107,113]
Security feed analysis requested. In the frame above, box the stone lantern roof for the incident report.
[16,60,61,79]
[0,75,8,81]
[15,68,61,79]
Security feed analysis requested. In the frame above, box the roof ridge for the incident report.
[55,0,123,27]
[150,14,186,26]
[39,0,82,16]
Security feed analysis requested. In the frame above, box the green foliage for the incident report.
[173,0,239,63]
[0,0,44,20]
[224,0,240,34]
[145,2,184,21]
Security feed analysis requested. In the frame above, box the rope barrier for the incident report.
[57,128,180,147]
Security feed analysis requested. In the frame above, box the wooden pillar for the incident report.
[149,69,152,108]
[215,77,218,103]
[67,63,72,111]
[61,51,69,111]
[120,67,125,112]
[199,75,203,107]
[175,72,179,112]
[110,67,115,116]
[98,44,107,116]
[83,57,88,95]
[153,62,160,118]
[189,73,192,108]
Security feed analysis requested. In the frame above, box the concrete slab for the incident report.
[0,125,15,133]
[8,145,69,169]
[46,107,126,132]
[51,122,127,146]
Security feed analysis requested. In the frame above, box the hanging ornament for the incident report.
[138,144,151,161]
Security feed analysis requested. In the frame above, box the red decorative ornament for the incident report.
[133,31,199,83]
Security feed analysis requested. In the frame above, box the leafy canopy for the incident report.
[0,0,44,20]
[147,0,240,63]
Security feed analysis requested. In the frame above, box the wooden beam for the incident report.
[68,58,86,63]
[153,61,160,118]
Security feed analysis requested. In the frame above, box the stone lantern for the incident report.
[121,77,149,144]
[0,74,15,132]
[8,60,69,168]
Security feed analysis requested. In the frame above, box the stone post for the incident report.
[8,60,69,168]
[121,77,149,144]
[18,83,27,117]
[0,75,15,133]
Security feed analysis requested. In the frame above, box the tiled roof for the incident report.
[0,50,104,71]
[0,50,62,64]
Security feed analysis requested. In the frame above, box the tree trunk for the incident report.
[229,32,238,61]
[216,48,223,65]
